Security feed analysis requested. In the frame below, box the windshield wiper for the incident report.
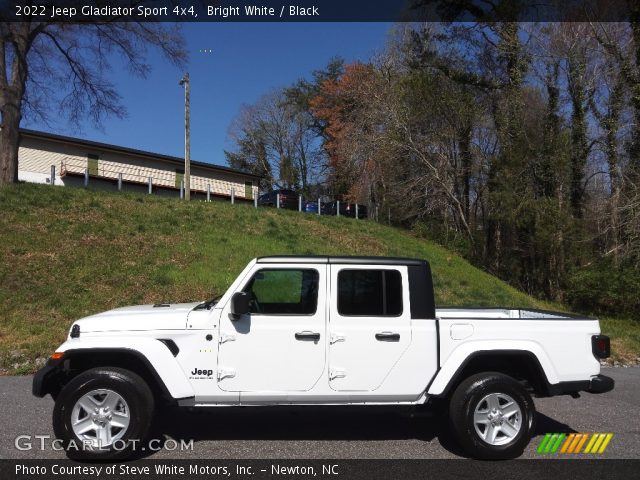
[195,294,222,310]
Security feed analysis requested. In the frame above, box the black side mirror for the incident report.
[230,292,250,320]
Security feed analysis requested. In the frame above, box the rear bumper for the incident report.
[588,374,615,394]
[547,374,615,396]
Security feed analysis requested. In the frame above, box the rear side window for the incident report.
[244,269,319,315]
[337,269,403,316]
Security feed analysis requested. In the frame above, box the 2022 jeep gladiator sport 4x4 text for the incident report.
[33,256,614,460]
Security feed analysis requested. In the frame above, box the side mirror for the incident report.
[230,292,250,320]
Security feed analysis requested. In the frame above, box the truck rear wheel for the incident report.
[52,367,154,460]
[449,372,535,459]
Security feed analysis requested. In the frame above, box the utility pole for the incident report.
[179,72,191,201]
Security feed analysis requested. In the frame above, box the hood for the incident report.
[74,302,202,333]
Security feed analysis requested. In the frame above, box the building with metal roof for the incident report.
[17,129,261,201]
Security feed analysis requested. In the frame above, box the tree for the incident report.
[225,89,323,193]
[284,57,344,140]
[309,62,376,198]
[592,5,640,168]
[0,18,186,185]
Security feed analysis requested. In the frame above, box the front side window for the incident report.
[338,269,403,317]
[244,269,319,315]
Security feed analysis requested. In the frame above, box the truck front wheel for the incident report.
[52,367,154,460]
[449,372,536,459]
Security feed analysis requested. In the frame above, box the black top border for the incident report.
[2,0,637,23]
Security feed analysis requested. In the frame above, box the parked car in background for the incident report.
[345,203,368,219]
[325,201,367,219]
[324,201,348,216]
[258,189,299,210]
[303,201,329,214]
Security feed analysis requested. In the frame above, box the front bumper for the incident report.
[32,359,62,398]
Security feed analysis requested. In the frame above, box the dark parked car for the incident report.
[324,201,347,217]
[303,201,330,214]
[325,201,368,219]
[303,201,319,213]
[345,203,368,219]
[258,189,299,210]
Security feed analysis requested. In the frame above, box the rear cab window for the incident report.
[337,269,403,316]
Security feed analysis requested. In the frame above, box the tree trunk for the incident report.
[459,124,472,221]
[0,24,31,186]
[0,104,21,185]
[567,54,589,218]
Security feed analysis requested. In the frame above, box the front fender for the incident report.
[427,340,558,396]
[37,337,194,400]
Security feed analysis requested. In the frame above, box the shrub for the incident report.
[567,258,640,318]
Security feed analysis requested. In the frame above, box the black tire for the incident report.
[449,372,536,460]
[53,367,154,461]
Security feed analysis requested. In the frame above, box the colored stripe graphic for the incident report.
[560,433,575,453]
[549,433,566,453]
[591,433,607,453]
[545,433,559,453]
[575,433,589,453]
[538,433,613,455]
[598,433,613,453]
[584,434,598,453]
[537,433,552,454]
[568,434,582,453]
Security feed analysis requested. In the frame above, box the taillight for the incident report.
[592,335,610,359]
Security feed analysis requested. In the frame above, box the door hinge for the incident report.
[219,332,236,344]
[217,368,236,381]
[330,333,346,344]
[329,368,346,381]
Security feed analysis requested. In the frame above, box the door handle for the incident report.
[217,368,236,381]
[375,332,400,342]
[295,331,321,341]
[219,332,236,344]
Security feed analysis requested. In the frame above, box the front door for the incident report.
[328,265,411,391]
[217,264,326,392]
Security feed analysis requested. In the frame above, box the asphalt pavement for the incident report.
[0,367,637,460]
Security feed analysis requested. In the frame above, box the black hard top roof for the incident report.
[256,255,428,266]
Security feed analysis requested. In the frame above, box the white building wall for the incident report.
[17,135,259,199]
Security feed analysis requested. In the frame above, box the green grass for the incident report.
[599,317,640,364]
[0,183,637,373]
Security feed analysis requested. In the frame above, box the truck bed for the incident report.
[428,307,601,393]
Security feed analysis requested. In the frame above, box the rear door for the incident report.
[328,265,412,391]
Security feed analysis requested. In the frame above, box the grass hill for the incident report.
[0,184,637,374]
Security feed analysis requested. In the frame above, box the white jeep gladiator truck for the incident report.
[33,256,614,460]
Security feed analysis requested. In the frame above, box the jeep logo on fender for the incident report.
[191,368,213,377]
